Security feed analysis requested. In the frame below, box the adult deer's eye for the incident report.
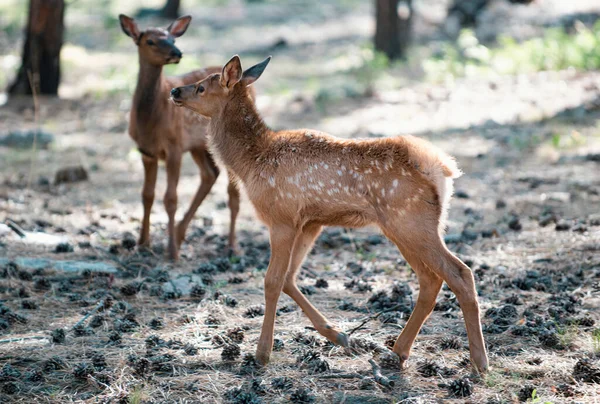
[197,85,205,94]
[146,39,155,46]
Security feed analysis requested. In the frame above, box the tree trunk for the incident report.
[374,0,412,60]
[8,0,65,96]
[161,0,181,19]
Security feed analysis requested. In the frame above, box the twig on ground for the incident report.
[346,303,403,336]
[317,373,364,379]
[0,336,48,344]
[72,295,108,330]
[369,359,395,388]
[6,219,26,238]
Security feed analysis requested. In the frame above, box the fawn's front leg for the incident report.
[139,156,158,247]
[256,224,297,366]
[226,175,240,253]
[282,224,349,347]
[175,149,219,248]
[165,151,182,261]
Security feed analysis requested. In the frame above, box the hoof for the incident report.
[473,360,489,375]
[336,332,350,348]
[255,353,270,367]
[227,245,240,257]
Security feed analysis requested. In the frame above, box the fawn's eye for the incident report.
[146,39,155,46]
[197,85,205,94]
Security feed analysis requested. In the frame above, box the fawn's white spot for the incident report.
[393,179,399,188]
[268,177,276,187]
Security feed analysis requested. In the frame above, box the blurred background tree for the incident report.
[161,0,181,19]
[137,0,181,19]
[374,0,412,60]
[8,0,65,96]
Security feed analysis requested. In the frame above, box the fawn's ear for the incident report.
[119,14,141,42]
[167,15,192,38]
[242,56,271,86]
[220,55,243,89]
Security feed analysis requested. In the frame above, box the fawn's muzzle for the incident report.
[170,87,181,98]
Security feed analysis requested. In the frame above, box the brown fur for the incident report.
[171,56,488,373]
[120,15,243,260]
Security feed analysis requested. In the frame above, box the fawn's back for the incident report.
[245,130,460,231]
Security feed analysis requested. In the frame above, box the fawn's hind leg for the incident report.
[390,250,442,368]
[382,220,488,373]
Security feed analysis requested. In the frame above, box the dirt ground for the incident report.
[1,0,600,403]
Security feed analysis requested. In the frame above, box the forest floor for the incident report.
[1,0,600,403]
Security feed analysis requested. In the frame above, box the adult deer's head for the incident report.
[119,14,191,66]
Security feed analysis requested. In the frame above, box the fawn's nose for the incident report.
[170,88,181,98]
[170,50,182,59]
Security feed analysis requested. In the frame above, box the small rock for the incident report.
[366,234,385,245]
[0,130,54,149]
[290,387,315,403]
[517,385,536,402]
[508,217,522,231]
[496,199,507,209]
[481,228,498,238]
[538,213,556,227]
[455,190,469,199]
[51,328,66,343]
[555,220,571,231]
[54,166,88,185]
[121,233,136,250]
[444,233,463,244]
[461,229,478,241]
[54,243,74,253]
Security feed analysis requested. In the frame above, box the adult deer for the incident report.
[170,56,488,373]
[119,14,241,260]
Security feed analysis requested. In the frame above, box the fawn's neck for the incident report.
[133,59,165,121]
[209,89,271,181]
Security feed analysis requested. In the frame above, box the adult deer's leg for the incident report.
[139,155,158,247]
[165,151,182,260]
[175,149,219,247]
[281,224,349,346]
[256,224,297,366]
[226,174,240,252]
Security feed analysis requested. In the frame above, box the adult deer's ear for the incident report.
[167,15,192,38]
[220,55,243,89]
[242,56,271,86]
[119,14,141,43]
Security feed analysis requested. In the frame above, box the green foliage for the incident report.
[312,45,389,111]
[592,328,600,354]
[550,131,586,149]
[425,22,600,81]
[529,389,554,404]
